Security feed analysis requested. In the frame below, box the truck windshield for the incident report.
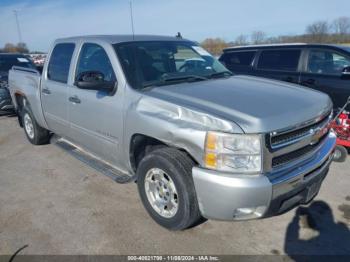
[114,41,231,89]
[0,55,36,72]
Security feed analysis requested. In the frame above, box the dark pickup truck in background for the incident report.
[219,44,350,110]
[0,53,37,114]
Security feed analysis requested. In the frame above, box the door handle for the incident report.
[302,79,316,85]
[69,95,81,104]
[42,88,51,94]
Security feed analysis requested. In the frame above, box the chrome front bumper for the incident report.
[192,132,336,221]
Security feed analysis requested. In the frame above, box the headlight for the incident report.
[204,132,262,173]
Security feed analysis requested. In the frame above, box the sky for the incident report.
[0,0,350,52]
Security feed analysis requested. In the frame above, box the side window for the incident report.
[307,49,350,75]
[47,43,75,83]
[257,49,301,72]
[220,51,256,67]
[76,43,115,82]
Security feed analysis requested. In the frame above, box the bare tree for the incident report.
[2,42,29,53]
[251,31,266,44]
[332,17,350,35]
[306,21,329,42]
[234,34,248,46]
[201,38,229,55]
[306,20,329,35]
[16,42,29,53]
[3,43,17,53]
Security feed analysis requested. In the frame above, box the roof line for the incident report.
[224,43,308,50]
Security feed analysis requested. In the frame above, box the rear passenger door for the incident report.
[300,48,350,109]
[41,43,75,136]
[219,50,256,74]
[253,49,302,84]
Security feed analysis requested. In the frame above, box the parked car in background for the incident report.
[0,53,37,114]
[9,35,335,230]
[219,44,350,110]
[28,53,47,73]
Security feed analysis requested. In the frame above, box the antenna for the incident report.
[129,0,135,40]
[13,10,23,43]
[176,32,182,39]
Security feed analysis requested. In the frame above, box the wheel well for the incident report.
[15,94,25,127]
[130,134,166,172]
[129,134,198,173]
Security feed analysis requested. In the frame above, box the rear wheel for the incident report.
[333,145,347,163]
[22,105,50,145]
[137,147,202,230]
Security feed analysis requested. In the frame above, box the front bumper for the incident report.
[192,132,336,221]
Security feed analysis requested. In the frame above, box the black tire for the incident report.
[333,145,347,163]
[137,147,202,230]
[21,105,50,145]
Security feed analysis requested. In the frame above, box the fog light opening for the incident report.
[233,206,266,220]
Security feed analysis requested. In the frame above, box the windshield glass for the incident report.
[114,41,231,89]
[0,55,36,72]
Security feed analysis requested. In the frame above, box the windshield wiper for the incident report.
[142,75,208,88]
[208,71,233,79]
[162,74,208,82]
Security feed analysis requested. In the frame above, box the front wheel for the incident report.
[137,147,202,230]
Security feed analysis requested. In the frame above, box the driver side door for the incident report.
[68,42,123,166]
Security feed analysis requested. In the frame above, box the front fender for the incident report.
[124,95,243,170]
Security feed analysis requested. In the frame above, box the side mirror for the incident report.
[341,66,350,79]
[75,71,117,94]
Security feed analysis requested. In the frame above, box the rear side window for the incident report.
[257,49,301,72]
[47,43,75,83]
[220,51,256,67]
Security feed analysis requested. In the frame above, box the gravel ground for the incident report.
[0,115,349,256]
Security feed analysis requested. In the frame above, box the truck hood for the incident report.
[145,75,332,133]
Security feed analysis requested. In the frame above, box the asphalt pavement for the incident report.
[0,115,349,256]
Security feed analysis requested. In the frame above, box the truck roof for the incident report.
[223,43,350,53]
[56,35,191,44]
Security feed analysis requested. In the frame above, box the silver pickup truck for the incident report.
[9,35,336,230]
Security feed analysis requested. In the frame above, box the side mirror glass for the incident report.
[75,71,117,94]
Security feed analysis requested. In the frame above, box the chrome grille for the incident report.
[267,111,332,170]
[271,132,328,168]
[269,112,331,150]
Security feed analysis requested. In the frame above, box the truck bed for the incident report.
[8,66,47,128]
